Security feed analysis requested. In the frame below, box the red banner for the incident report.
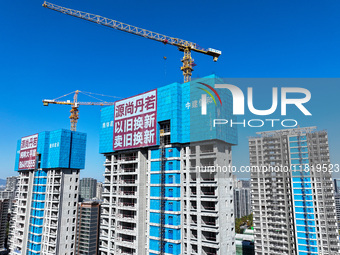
[18,134,38,170]
[113,90,157,150]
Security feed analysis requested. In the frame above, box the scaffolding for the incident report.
[159,130,166,254]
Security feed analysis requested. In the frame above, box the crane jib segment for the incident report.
[42,90,115,131]
[42,1,221,58]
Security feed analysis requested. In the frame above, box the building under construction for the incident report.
[9,129,86,255]
[249,127,339,255]
[98,75,237,255]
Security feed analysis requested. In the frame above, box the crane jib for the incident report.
[42,1,221,82]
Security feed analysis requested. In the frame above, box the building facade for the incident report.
[234,178,251,189]
[334,179,340,194]
[9,129,86,255]
[5,177,18,192]
[334,193,340,233]
[234,188,251,219]
[79,178,97,201]
[0,176,18,211]
[98,76,238,255]
[249,127,339,255]
[0,199,10,253]
[96,182,103,200]
[75,201,100,254]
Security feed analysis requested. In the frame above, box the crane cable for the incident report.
[51,90,121,103]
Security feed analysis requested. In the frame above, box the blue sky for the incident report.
[1,0,340,181]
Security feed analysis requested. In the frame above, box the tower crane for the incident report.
[43,90,117,131]
[42,1,222,82]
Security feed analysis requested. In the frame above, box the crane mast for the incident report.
[42,1,222,82]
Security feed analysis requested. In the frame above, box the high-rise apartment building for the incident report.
[0,190,16,209]
[334,178,340,194]
[334,193,340,232]
[0,199,10,253]
[249,127,339,255]
[234,188,251,219]
[233,178,251,189]
[5,177,18,192]
[96,182,103,200]
[75,201,100,255]
[0,176,18,212]
[9,129,86,255]
[98,77,238,255]
[79,178,97,201]
[0,177,18,253]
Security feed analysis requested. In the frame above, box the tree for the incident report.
[235,213,253,233]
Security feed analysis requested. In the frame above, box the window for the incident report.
[168,175,174,184]
[169,162,173,170]
[169,189,173,197]
[169,216,173,225]
[169,202,173,211]
[168,230,173,239]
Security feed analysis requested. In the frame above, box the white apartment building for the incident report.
[8,129,86,255]
[249,127,339,255]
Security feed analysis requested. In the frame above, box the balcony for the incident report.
[118,202,135,208]
[202,231,217,242]
[202,202,216,212]
[117,223,136,233]
[52,188,60,194]
[118,155,138,162]
[118,236,135,246]
[201,178,216,183]
[120,167,137,173]
[191,230,198,240]
[202,216,218,228]
[202,247,217,255]
[116,247,135,255]
[201,187,216,197]
[118,213,136,221]
[119,191,136,197]
[119,179,136,185]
